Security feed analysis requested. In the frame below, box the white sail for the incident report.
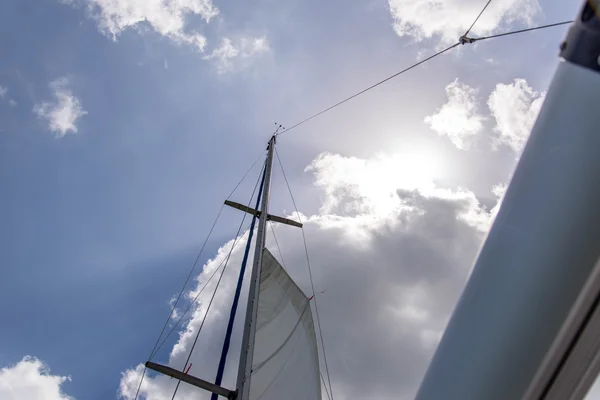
[248,248,321,400]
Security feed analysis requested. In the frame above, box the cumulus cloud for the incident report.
[34,77,87,137]
[424,79,484,150]
[488,78,545,153]
[72,0,219,51]
[0,357,73,400]
[119,151,493,400]
[388,0,540,45]
[0,85,7,97]
[204,37,270,73]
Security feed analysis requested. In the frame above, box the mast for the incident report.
[146,134,303,399]
[236,134,276,400]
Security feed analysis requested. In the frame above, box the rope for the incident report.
[469,21,573,42]
[278,43,459,135]
[274,148,335,400]
[464,0,492,36]
[171,163,265,400]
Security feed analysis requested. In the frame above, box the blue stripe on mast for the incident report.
[212,164,266,399]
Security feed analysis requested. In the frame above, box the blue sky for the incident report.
[0,0,587,399]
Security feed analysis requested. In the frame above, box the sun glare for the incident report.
[349,144,445,217]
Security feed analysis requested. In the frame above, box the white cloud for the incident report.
[34,77,87,137]
[61,1,270,71]
[491,182,507,199]
[66,0,219,51]
[205,37,270,73]
[388,0,540,45]
[0,357,73,400]
[119,151,492,400]
[488,78,545,153]
[490,182,507,219]
[0,85,7,97]
[424,79,484,150]
[9,99,17,107]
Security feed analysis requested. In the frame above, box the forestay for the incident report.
[248,248,321,400]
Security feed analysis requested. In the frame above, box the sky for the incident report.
[0,0,590,399]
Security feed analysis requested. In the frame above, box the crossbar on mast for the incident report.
[224,200,260,217]
[224,200,303,228]
[145,362,236,399]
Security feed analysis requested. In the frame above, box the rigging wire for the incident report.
[171,161,265,400]
[277,17,571,137]
[134,237,251,400]
[133,152,266,400]
[170,244,236,400]
[469,21,573,42]
[278,43,459,136]
[132,366,147,400]
[149,227,250,360]
[132,8,574,400]
[274,147,335,400]
[464,0,492,37]
[151,151,265,359]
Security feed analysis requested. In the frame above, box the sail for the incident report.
[248,248,321,400]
